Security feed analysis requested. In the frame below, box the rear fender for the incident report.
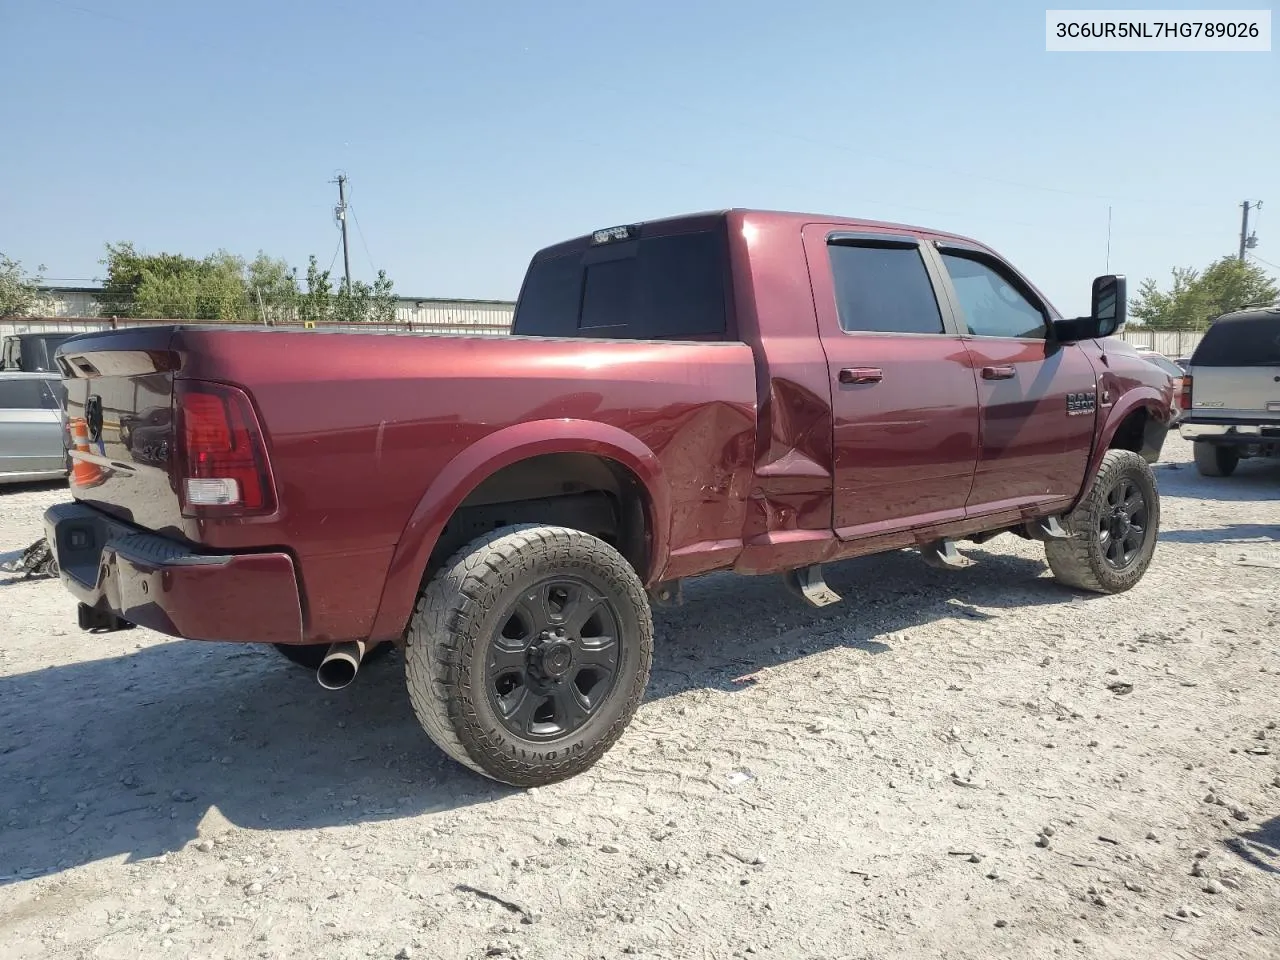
[366,419,669,642]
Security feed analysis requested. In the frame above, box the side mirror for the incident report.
[1052,274,1127,343]
[1091,274,1126,337]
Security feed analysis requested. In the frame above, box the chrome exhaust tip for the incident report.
[317,640,367,691]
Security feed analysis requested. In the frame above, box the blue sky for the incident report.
[2,0,1276,315]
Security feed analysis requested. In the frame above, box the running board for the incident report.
[920,539,969,570]
[784,564,843,608]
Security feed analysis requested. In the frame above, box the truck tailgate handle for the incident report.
[981,365,1016,381]
[839,367,884,385]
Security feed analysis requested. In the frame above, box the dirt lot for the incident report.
[1,433,1277,960]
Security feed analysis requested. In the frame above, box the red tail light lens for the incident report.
[175,380,275,516]
[1180,375,1192,411]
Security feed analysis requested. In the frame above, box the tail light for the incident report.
[1180,375,1192,411]
[175,380,275,517]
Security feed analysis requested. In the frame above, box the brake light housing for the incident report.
[175,380,275,517]
[1180,375,1192,412]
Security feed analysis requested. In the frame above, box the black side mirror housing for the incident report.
[1053,274,1127,343]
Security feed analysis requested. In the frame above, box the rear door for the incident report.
[929,243,1098,511]
[0,377,65,475]
[801,226,980,537]
[1188,312,1280,423]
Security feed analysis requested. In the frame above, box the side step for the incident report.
[783,564,843,608]
[1034,516,1072,540]
[920,539,969,570]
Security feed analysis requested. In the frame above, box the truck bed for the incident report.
[56,325,758,642]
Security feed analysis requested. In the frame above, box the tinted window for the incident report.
[1192,312,1280,367]
[0,379,49,409]
[827,243,944,335]
[941,252,1047,339]
[512,254,581,338]
[513,230,728,340]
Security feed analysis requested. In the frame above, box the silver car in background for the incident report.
[0,372,69,484]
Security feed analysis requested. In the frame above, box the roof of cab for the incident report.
[530,208,985,261]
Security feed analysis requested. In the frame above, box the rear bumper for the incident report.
[43,502,303,643]
[1180,420,1280,445]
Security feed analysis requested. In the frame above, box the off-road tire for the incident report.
[404,524,653,787]
[271,641,392,671]
[1193,441,1239,477]
[1045,449,1159,594]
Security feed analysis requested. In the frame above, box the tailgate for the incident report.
[56,327,187,537]
[1189,365,1280,422]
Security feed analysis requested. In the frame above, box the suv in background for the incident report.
[1179,304,1280,476]
[0,332,83,372]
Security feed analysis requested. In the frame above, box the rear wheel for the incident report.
[1046,449,1159,594]
[1193,441,1239,477]
[405,524,652,787]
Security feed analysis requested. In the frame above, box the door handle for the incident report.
[981,365,1016,381]
[839,367,884,384]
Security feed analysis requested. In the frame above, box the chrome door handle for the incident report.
[839,367,884,384]
[981,365,1016,380]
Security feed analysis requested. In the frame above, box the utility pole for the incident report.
[333,174,353,293]
[1239,200,1261,262]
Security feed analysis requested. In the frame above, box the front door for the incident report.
[802,226,981,537]
[931,245,1098,511]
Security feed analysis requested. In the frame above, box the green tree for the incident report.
[247,252,299,322]
[370,270,397,324]
[300,255,334,324]
[98,242,398,325]
[0,253,45,317]
[1130,256,1278,330]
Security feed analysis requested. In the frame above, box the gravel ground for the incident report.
[1,433,1277,960]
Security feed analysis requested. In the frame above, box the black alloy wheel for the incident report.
[486,577,621,740]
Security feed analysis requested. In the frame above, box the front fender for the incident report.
[1084,388,1170,488]
[366,419,669,642]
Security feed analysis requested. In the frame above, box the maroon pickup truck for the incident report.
[45,209,1174,786]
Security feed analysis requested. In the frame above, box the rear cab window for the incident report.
[513,222,731,341]
[826,241,946,335]
[1191,311,1280,367]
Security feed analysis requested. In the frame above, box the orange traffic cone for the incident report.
[69,417,104,488]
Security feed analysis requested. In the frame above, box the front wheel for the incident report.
[1193,441,1239,477]
[1046,449,1160,594]
[405,524,653,787]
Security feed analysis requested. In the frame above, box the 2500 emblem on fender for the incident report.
[1066,391,1097,416]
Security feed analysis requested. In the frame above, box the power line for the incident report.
[1248,253,1279,271]
[349,205,377,276]
[325,230,344,275]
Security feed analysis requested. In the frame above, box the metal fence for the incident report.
[1116,328,1204,357]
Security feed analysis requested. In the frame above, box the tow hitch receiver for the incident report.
[784,564,843,608]
[77,603,135,634]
